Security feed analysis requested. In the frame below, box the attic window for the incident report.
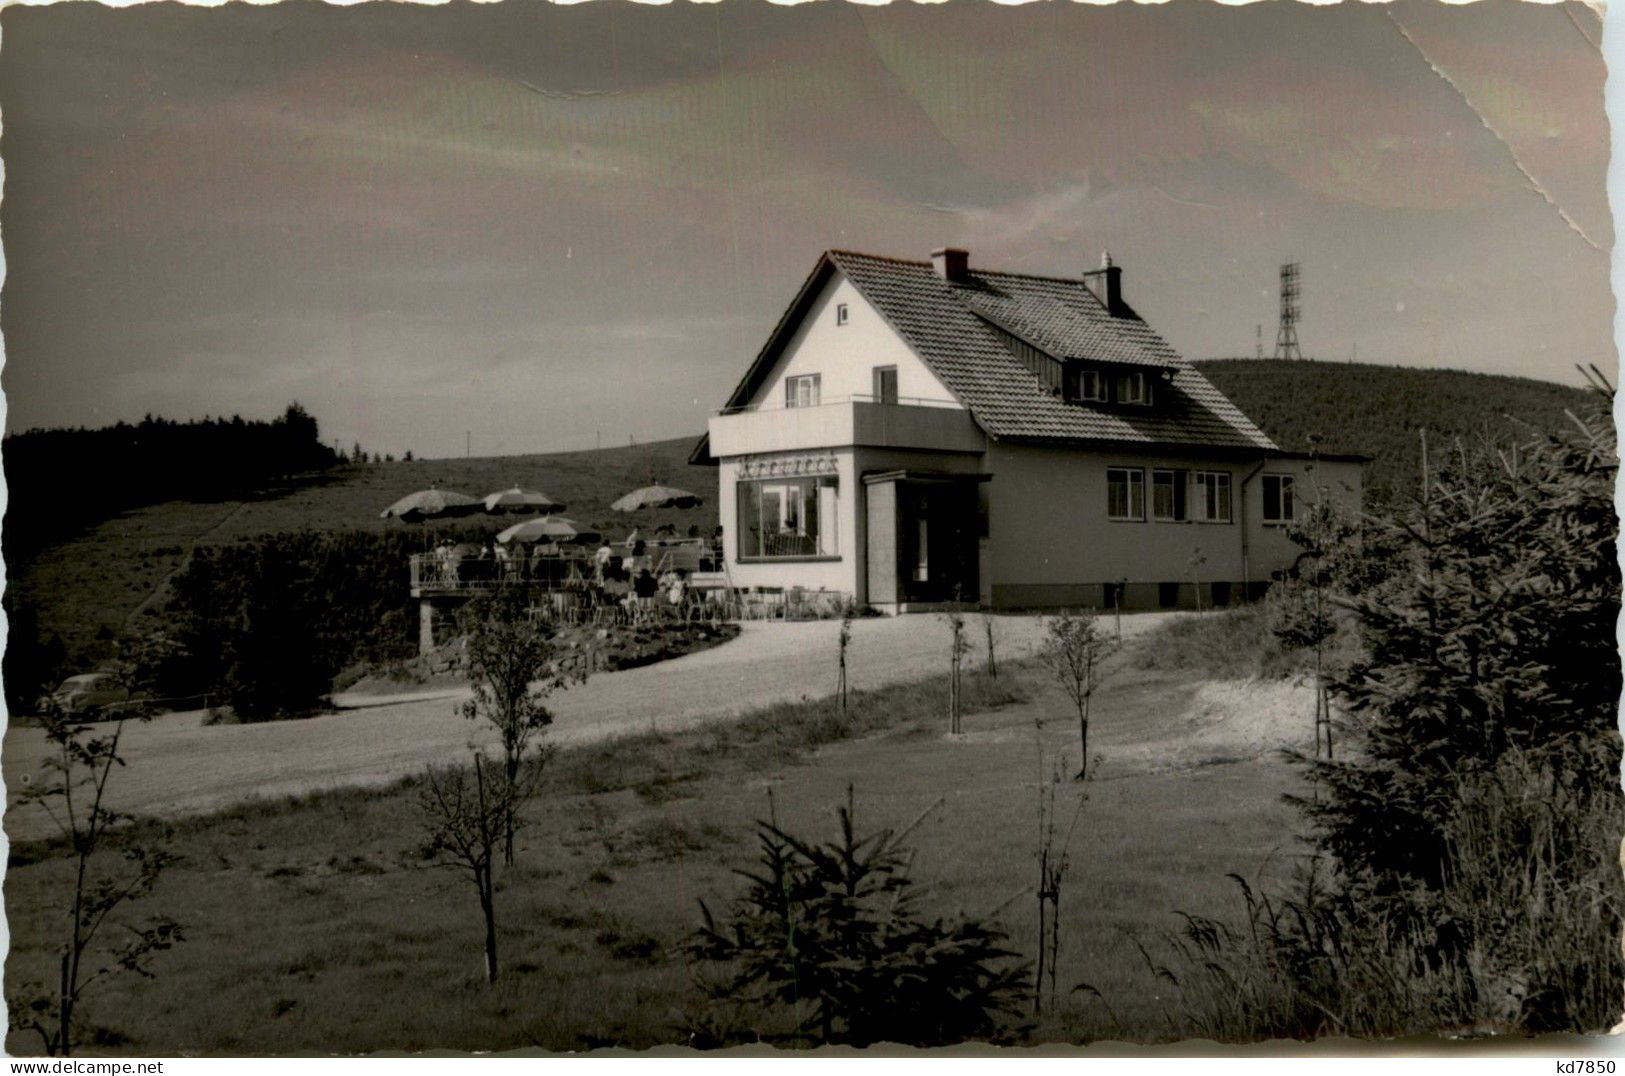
[1114,371,1151,406]
[1063,367,1106,404]
[835,303,849,326]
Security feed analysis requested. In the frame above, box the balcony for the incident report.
[707,396,985,458]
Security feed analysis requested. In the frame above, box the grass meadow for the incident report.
[3,623,1314,1054]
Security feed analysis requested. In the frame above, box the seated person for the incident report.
[632,567,659,609]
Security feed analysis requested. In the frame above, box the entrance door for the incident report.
[898,481,978,604]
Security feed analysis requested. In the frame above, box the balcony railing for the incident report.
[715,392,961,416]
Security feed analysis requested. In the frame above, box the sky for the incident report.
[0,0,1612,460]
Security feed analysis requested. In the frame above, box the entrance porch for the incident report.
[862,470,988,613]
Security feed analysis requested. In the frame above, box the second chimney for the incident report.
[931,247,970,283]
[1083,250,1126,316]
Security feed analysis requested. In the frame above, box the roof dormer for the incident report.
[1062,362,1164,408]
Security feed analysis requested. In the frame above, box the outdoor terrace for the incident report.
[408,542,852,626]
[409,539,722,598]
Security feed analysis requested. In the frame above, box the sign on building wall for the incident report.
[736,453,839,479]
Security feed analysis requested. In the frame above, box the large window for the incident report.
[1262,474,1295,524]
[1152,469,1188,522]
[784,374,821,409]
[1193,471,1232,523]
[1107,467,1145,521]
[737,477,839,558]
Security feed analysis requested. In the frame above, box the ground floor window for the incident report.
[1262,474,1295,523]
[737,476,839,558]
[1193,470,1233,523]
[1152,469,1188,521]
[1107,467,1145,521]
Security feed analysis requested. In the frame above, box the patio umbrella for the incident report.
[496,516,601,545]
[610,484,703,512]
[379,488,482,521]
[482,487,565,515]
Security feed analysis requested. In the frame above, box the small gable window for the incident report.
[785,374,821,409]
[835,303,849,326]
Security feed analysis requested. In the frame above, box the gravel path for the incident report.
[3,613,1178,840]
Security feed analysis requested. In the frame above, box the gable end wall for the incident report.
[745,275,960,411]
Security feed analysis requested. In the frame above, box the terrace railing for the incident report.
[409,540,725,596]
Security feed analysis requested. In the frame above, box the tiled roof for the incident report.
[960,287,1178,369]
[826,250,1277,451]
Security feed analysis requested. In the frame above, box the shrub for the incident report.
[1152,749,1623,1039]
[1160,408,1623,1038]
[1304,411,1620,894]
[688,791,1028,1047]
[151,529,451,717]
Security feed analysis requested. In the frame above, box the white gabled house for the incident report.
[691,248,1366,613]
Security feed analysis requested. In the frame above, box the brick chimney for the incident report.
[931,247,970,283]
[1083,250,1126,316]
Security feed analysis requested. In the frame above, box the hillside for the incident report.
[3,405,340,562]
[1193,359,1603,504]
[202,436,718,542]
[7,436,717,687]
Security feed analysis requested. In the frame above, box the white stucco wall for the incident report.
[746,275,959,410]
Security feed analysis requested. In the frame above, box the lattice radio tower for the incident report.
[1273,261,1303,361]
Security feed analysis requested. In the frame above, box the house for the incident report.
[691,248,1366,613]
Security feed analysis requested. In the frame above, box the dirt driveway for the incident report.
[3,613,1178,840]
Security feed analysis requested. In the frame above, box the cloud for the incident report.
[0,0,1610,453]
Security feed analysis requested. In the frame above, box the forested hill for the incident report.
[3,404,342,562]
[1193,359,1604,505]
